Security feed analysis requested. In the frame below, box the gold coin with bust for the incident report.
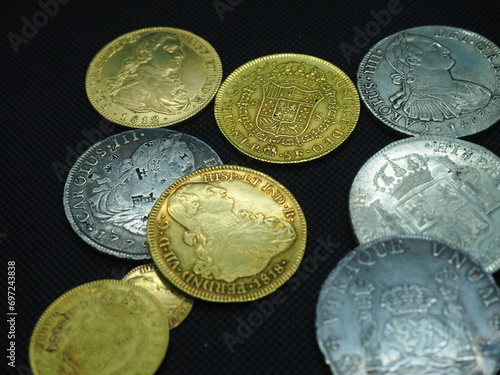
[214,53,360,163]
[123,263,194,328]
[86,27,222,128]
[147,165,307,302]
[29,279,169,375]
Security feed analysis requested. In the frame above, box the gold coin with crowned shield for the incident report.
[214,53,360,163]
[29,279,169,375]
[86,27,222,128]
[147,165,307,302]
[123,263,194,328]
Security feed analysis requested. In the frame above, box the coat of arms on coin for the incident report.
[215,54,360,163]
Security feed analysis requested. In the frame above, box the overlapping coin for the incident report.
[349,136,500,273]
[123,263,194,328]
[358,25,500,137]
[30,279,170,375]
[316,235,500,375]
[86,27,223,128]
[64,128,222,259]
[214,53,360,163]
[147,165,307,302]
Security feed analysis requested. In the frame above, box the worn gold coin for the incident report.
[29,279,169,375]
[86,27,223,128]
[214,53,360,163]
[147,165,307,302]
[123,263,194,328]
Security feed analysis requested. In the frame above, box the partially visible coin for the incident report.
[358,25,500,137]
[64,128,223,260]
[147,165,307,302]
[214,53,360,163]
[349,136,500,273]
[123,263,194,328]
[316,235,500,375]
[86,27,223,128]
[30,279,169,375]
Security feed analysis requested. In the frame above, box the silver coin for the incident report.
[316,235,500,375]
[64,129,223,259]
[349,136,500,273]
[358,25,500,137]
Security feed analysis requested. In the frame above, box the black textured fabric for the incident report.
[2,1,499,374]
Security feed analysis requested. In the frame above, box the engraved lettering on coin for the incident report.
[349,136,500,272]
[215,54,360,163]
[86,27,223,128]
[386,33,491,122]
[89,134,195,236]
[167,183,296,282]
[358,26,500,137]
[316,235,500,375]
[147,165,307,302]
[64,129,223,259]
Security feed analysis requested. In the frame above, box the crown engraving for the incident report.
[349,279,375,310]
[380,284,437,315]
[275,62,327,84]
[373,154,432,200]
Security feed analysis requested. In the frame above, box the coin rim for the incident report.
[63,128,223,260]
[29,279,170,375]
[357,25,500,137]
[214,53,360,163]
[315,234,500,375]
[85,26,223,128]
[122,263,194,328]
[347,135,500,273]
[147,164,308,302]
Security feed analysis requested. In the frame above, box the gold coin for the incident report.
[214,53,360,163]
[86,27,223,128]
[147,165,307,302]
[123,263,194,328]
[29,279,169,375]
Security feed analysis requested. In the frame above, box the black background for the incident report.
[2,0,500,374]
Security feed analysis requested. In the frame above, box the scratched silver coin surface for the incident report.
[349,136,500,273]
[64,129,223,259]
[316,235,500,375]
[358,25,500,137]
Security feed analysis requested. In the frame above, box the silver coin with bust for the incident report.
[316,235,500,375]
[357,25,500,137]
[64,128,223,259]
[349,135,500,273]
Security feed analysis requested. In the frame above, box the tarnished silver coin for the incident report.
[316,235,500,375]
[349,136,500,273]
[358,25,500,137]
[64,129,223,259]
